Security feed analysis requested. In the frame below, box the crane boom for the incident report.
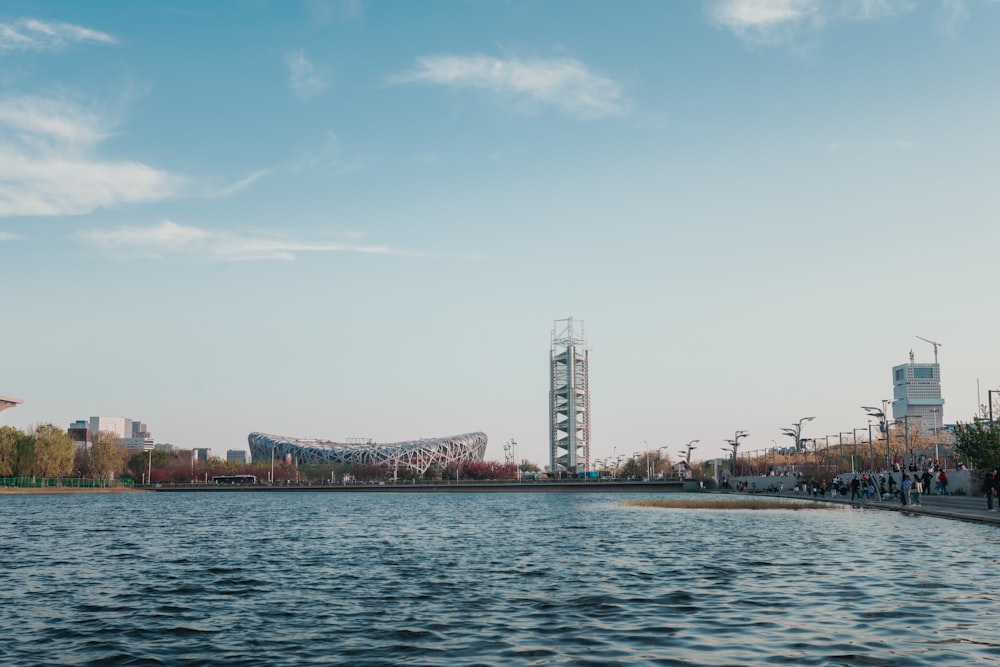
[915,335,942,364]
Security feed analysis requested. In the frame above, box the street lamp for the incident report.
[988,389,1000,422]
[852,428,866,472]
[862,404,891,471]
[724,430,748,477]
[781,416,815,454]
[681,439,699,466]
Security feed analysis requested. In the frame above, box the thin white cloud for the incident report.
[394,54,629,119]
[0,18,115,53]
[712,0,821,30]
[708,0,916,45]
[0,95,109,145]
[0,94,181,217]
[79,219,413,262]
[0,231,20,241]
[937,0,969,34]
[213,169,272,198]
[286,50,327,99]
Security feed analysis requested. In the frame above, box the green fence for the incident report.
[0,477,135,489]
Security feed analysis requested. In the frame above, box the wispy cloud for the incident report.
[286,50,327,99]
[79,219,413,261]
[0,231,20,241]
[393,54,629,119]
[212,169,272,198]
[0,95,181,217]
[708,0,916,45]
[0,18,115,53]
[937,0,969,34]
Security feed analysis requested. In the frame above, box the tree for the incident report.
[88,431,128,480]
[127,449,170,482]
[0,426,29,477]
[620,457,643,479]
[519,459,541,473]
[12,429,35,476]
[31,424,75,478]
[953,419,1000,471]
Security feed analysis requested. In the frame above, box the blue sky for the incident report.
[2,0,999,464]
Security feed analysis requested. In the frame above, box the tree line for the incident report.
[0,423,532,485]
[0,424,135,480]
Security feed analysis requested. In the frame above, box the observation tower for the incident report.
[549,318,590,473]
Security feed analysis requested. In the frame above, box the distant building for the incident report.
[549,318,590,473]
[71,416,155,452]
[247,432,486,474]
[891,351,944,432]
[192,448,212,462]
[226,450,248,464]
[154,443,176,453]
[90,416,128,438]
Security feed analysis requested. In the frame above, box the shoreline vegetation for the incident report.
[625,498,831,510]
[0,486,144,494]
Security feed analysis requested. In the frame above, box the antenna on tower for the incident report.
[916,336,942,364]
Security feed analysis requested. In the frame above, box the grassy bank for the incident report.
[625,497,830,510]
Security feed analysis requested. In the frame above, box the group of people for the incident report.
[846,469,950,505]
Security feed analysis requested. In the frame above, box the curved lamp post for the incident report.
[862,404,891,471]
[724,430,749,477]
[781,416,815,455]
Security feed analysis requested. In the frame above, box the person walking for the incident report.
[910,476,922,506]
[900,474,911,506]
[921,469,932,496]
[983,470,997,511]
[850,476,861,501]
[937,470,949,496]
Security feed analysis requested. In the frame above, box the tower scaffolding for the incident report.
[549,318,590,474]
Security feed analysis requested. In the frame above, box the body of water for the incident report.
[1,491,998,666]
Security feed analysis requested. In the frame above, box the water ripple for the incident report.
[2,492,999,665]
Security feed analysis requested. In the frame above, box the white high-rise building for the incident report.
[89,416,128,438]
[78,416,154,451]
[549,318,591,473]
[891,351,944,432]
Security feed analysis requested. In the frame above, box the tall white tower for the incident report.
[891,353,944,432]
[549,318,590,473]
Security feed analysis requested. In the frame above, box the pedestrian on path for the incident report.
[937,470,949,496]
[910,477,922,506]
[900,474,911,506]
[983,469,998,511]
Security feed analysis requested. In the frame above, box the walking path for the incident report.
[779,491,1000,526]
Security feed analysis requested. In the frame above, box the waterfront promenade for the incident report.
[769,489,1000,526]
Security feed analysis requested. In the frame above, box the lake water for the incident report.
[2,491,998,666]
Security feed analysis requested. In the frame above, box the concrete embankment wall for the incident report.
[733,470,975,496]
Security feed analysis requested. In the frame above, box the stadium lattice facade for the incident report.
[247,431,488,475]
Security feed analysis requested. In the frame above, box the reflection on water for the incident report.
[2,492,998,666]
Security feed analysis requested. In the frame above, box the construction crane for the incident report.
[916,336,942,364]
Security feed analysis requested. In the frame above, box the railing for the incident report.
[0,477,135,489]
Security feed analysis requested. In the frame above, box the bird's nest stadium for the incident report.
[247,431,488,474]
